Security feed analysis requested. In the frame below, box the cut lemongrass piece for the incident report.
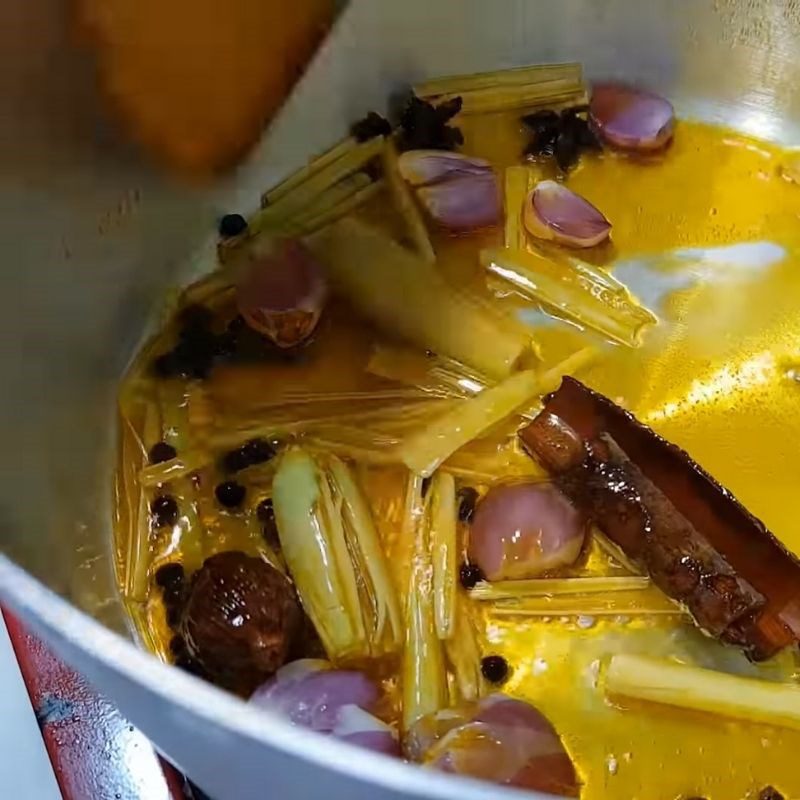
[272,447,368,661]
[471,576,651,601]
[453,86,588,116]
[415,62,583,99]
[276,172,372,230]
[251,137,385,234]
[504,167,531,250]
[445,594,486,702]
[294,179,384,236]
[402,473,447,731]
[381,139,436,263]
[308,219,534,381]
[430,472,458,640]
[481,247,657,347]
[329,456,402,655]
[263,137,357,205]
[489,589,682,618]
[605,654,800,731]
[178,270,233,307]
[594,529,644,575]
[366,341,489,399]
[394,347,596,477]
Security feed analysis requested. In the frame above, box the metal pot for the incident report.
[2,1,799,798]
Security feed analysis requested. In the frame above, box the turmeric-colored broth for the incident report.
[116,110,800,799]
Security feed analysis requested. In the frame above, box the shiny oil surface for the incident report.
[118,112,800,800]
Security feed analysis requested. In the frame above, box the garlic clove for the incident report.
[398,149,493,187]
[590,82,674,152]
[523,180,611,248]
[417,172,501,230]
[236,238,327,348]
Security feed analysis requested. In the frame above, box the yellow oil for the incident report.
[116,111,800,800]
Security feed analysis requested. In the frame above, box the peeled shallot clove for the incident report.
[417,173,501,230]
[398,150,494,187]
[236,238,327,348]
[590,82,675,152]
[523,180,611,248]
[467,481,585,581]
[250,659,400,756]
[411,695,579,797]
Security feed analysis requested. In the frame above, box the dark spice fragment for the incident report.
[218,213,248,238]
[522,106,600,172]
[222,438,277,473]
[257,499,281,551]
[481,655,510,684]
[759,787,784,800]
[169,634,187,657]
[155,562,185,589]
[459,562,485,590]
[350,111,392,142]
[151,495,179,528]
[148,441,177,465]
[398,94,464,152]
[215,481,246,509]
[457,486,479,523]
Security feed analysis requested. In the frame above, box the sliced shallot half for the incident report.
[236,238,327,348]
[410,695,579,797]
[523,180,611,248]
[467,481,586,581]
[590,82,675,152]
[398,150,494,187]
[249,659,400,756]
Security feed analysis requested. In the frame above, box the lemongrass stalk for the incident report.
[264,137,358,205]
[295,179,385,236]
[381,139,436,263]
[594,529,644,575]
[317,468,368,650]
[402,474,447,730]
[445,596,486,702]
[414,62,583,99]
[245,511,285,573]
[366,341,488,399]
[304,437,398,467]
[489,589,681,618]
[139,450,208,488]
[481,247,657,347]
[251,137,385,234]
[176,484,205,573]
[309,219,533,381]
[395,347,596,476]
[454,86,588,116]
[430,472,458,640]
[329,456,402,654]
[272,447,367,661]
[286,172,372,227]
[471,576,651,601]
[605,654,800,731]
[178,270,233,307]
[243,389,437,407]
[504,167,531,250]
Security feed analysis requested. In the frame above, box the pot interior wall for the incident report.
[1,0,799,632]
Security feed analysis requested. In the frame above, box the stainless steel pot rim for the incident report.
[0,554,555,800]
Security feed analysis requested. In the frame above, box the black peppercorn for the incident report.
[155,562,185,589]
[218,213,248,238]
[215,481,246,509]
[256,498,274,524]
[459,562,485,590]
[457,486,479,523]
[151,495,179,528]
[148,441,177,465]
[242,438,276,465]
[481,655,510,684]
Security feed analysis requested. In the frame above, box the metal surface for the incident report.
[1,1,800,798]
